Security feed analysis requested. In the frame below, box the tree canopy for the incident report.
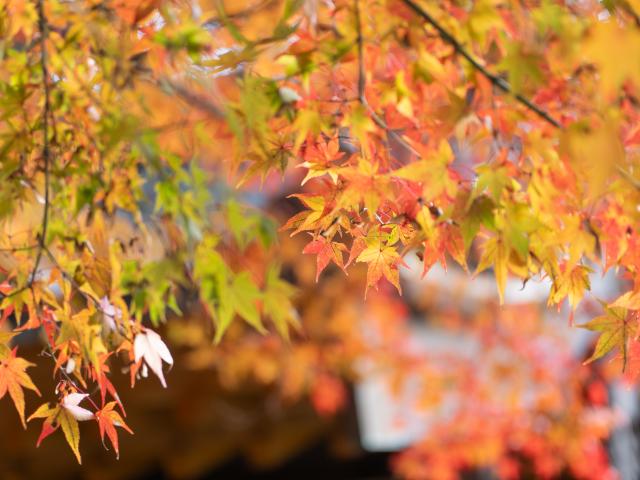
[0,0,639,477]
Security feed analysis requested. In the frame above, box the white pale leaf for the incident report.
[145,329,174,366]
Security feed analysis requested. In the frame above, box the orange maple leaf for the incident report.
[356,242,406,295]
[0,347,41,428]
[302,237,348,281]
[96,401,133,459]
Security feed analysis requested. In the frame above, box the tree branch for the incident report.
[616,164,640,190]
[31,0,52,287]
[2,0,55,300]
[401,0,561,129]
[619,1,640,29]
[43,246,107,314]
[354,0,420,158]
[2,0,54,300]
[354,0,365,103]
[400,1,640,191]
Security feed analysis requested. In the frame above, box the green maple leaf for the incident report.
[580,304,633,368]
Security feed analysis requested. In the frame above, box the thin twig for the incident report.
[353,0,421,158]
[354,0,365,103]
[619,2,640,29]
[400,0,640,191]
[2,0,53,301]
[41,349,101,410]
[616,165,640,190]
[0,244,39,253]
[31,0,52,286]
[401,0,561,129]
[43,246,104,312]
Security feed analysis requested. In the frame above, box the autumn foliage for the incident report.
[1,0,640,477]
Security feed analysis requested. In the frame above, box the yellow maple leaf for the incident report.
[356,240,404,296]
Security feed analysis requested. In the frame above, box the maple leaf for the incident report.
[476,236,509,304]
[292,109,324,152]
[14,304,42,331]
[28,392,94,464]
[41,306,58,348]
[28,402,59,447]
[339,163,391,222]
[91,353,124,412]
[302,237,348,281]
[610,290,640,310]
[56,309,108,375]
[392,140,454,199]
[298,136,343,185]
[0,331,16,356]
[193,244,267,342]
[281,195,330,236]
[346,233,368,268]
[580,303,634,367]
[356,239,406,296]
[133,328,174,388]
[99,296,121,333]
[262,265,299,339]
[213,271,265,343]
[0,347,41,428]
[62,392,94,421]
[95,401,133,459]
[113,0,160,25]
[548,263,592,310]
[58,408,83,464]
[421,223,467,277]
[585,20,640,95]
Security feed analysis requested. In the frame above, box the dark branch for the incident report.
[30,0,52,287]
[2,0,53,300]
[353,0,420,158]
[354,0,365,103]
[401,0,561,129]
[619,2,640,29]
[400,1,640,191]
[1,0,56,301]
